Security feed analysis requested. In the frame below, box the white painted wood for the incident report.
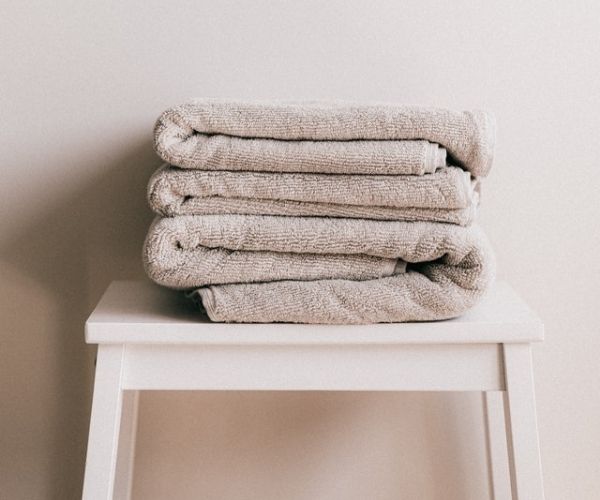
[83,281,545,499]
[113,390,139,500]
[483,391,511,500]
[503,344,545,500]
[85,281,544,345]
[121,343,504,391]
[83,345,126,500]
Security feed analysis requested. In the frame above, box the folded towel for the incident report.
[185,218,493,324]
[154,99,495,177]
[148,165,479,225]
[143,215,495,324]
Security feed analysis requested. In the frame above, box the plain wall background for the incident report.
[1,1,599,498]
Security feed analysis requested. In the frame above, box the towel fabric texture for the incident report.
[148,165,479,225]
[144,215,493,323]
[144,99,496,323]
[154,100,495,177]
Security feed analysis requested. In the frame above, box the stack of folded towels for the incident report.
[143,99,496,324]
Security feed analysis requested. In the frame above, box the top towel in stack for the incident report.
[143,99,496,324]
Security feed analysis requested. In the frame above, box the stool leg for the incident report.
[113,390,139,499]
[502,344,545,500]
[483,391,511,500]
[83,345,129,500]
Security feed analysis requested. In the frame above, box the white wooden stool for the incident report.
[82,281,545,500]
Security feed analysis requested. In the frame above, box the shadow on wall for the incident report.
[134,390,486,500]
[0,139,160,499]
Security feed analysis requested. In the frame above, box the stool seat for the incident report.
[82,280,545,500]
[86,280,543,345]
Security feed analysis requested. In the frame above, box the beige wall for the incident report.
[1,1,599,499]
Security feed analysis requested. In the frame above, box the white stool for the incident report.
[82,281,545,500]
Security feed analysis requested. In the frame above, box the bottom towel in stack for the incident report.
[144,214,494,323]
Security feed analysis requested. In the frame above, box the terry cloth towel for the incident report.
[154,99,495,177]
[148,165,480,226]
[143,215,495,323]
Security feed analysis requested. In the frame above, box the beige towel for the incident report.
[154,99,495,177]
[148,165,479,226]
[143,215,495,323]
